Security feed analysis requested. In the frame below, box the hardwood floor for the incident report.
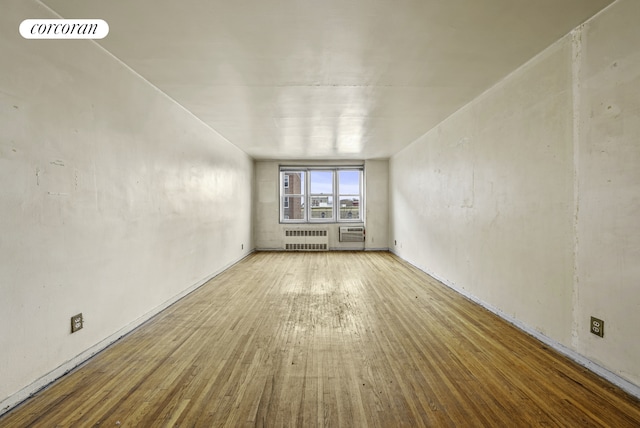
[2,252,639,427]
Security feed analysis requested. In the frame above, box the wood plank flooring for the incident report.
[2,251,639,427]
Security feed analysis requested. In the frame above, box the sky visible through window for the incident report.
[310,171,332,194]
[310,170,359,194]
[339,171,360,194]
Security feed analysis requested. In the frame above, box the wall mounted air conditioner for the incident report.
[339,226,365,242]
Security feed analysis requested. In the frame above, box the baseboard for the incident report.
[0,250,255,417]
[389,250,640,400]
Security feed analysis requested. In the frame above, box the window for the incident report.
[282,171,305,221]
[310,170,334,221]
[280,167,363,223]
[338,170,361,220]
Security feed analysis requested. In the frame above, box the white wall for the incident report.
[364,159,389,250]
[574,0,640,388]
[391,35,575,343]
[0,0,254,411]
[254,160,388,251]
[390,0,639,389]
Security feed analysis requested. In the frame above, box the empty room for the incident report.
[1,0,639,426]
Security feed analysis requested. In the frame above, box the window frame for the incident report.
[280,166,364,224]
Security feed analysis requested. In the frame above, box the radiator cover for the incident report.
[284,229,329,251]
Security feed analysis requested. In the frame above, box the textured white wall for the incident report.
[364,159,389,251]
[391,37,575,343]
[254,160,388,250]
[0,1,253,409]
[254,161,282,249]
[574,0,640,387]
[390,0,639,388]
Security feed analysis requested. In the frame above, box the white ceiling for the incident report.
[42,0,613,160]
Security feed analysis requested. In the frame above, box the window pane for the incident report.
[310,196,333,219]
[310,171,333,194]
[339,196,360,220]
[283,196,304,220]
[280,167,362,223]
[284,172,304,195]
[339,170,360,194]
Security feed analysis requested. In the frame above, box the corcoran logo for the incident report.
[19,19,109,39]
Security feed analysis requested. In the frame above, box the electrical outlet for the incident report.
[71,313,83,333]
[590,316,604,337]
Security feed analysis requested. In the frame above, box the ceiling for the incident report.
[42,0,613,160]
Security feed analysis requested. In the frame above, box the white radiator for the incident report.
[284,229,329,251]
[339,226,365,242]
